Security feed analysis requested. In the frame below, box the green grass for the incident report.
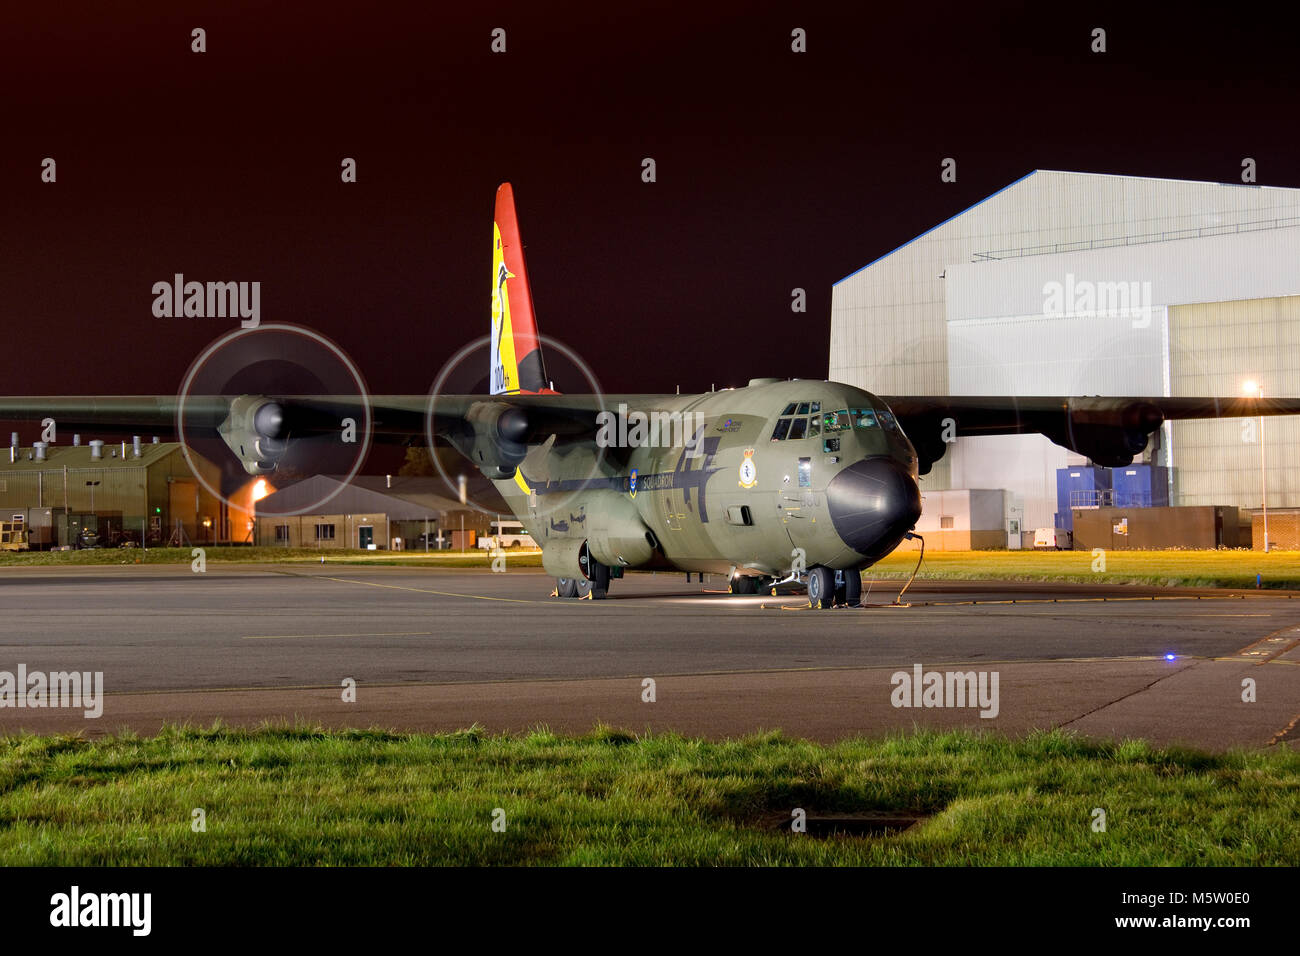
[0,725,1295,865]
[2,546,1293,589]
[871,548,1300,590]
[0,546,543,569]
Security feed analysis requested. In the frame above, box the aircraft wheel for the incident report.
[556,577,578,598]
[842,571,862,607]
[574,577,593,599]
[807,566,835,609]
[731,576,757,595]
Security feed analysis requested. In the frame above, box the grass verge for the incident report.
[1,547,1294,590]
[0,546,543,569]
[1,724,1295,865]
[870,548,1300,590]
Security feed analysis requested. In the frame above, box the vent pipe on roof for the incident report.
[152,436,159,444]
[34,442,47,461]
[386,474,391,488]
[132,436,142,458]
[89,440,104,460]
[121,441,127,458]
[73,434,81,446]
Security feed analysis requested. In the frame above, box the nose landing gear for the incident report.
[808,567,864,609]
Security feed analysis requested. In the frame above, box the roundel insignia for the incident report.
[738,448,758,489]
[629,468,638,498]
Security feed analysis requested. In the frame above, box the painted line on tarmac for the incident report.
[244,631,442,640]
[282,571,543,605]
[1269,713,1300,746]
[1229,623,1300,664]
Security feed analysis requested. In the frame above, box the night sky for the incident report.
[4,2,1299,405]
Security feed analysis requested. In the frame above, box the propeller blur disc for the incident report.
[176,324,372,521]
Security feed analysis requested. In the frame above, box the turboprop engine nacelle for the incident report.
[217,395,289,475]
[449,401,530,480]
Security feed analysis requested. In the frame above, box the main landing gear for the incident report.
[553,561,611,600]
[729,575,766,595]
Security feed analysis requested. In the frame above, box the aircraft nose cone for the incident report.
[826,456,922,560]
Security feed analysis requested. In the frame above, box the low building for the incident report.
[1248,508,1299,551]
[1072,505,1242,550]
[253,475,493,550]
[896,489,1011,551]
[0,438,250,548]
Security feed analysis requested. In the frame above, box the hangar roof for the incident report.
[0,441,178,471]
[834,169,1300,286]
[255,474,475,519]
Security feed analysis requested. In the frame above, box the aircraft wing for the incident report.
[884,395,1300,473]
[0,393,664,476]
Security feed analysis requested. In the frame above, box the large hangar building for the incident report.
[829,170,1300,542]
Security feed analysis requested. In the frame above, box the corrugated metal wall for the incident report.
[1169,296,1300,509]
[0,467,147,515]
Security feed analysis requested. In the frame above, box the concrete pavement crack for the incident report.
[1055,661,1198,731]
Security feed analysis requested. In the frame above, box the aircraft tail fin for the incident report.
[490,183,551,395]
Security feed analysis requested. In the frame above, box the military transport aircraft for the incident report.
[4,183,1299,607]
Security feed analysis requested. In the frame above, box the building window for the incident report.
[315,523,335,540]
[940,515,954,529]
[275,524,290,543]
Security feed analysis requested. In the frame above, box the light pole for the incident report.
[1244,381,1268,552]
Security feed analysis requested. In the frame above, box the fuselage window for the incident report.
[878,410,899,431]
[796,402,810,415]
[771,417,792,441]
[824,410,848,432]
[788,417,807,440]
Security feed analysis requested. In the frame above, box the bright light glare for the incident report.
[1242,380,1259,395]
[252,479,270,502]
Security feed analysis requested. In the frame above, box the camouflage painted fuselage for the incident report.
[492,379,921,579]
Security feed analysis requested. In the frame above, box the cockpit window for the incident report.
[852,409,878,429]
[773,402,830,440]
[877,410,898,431]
